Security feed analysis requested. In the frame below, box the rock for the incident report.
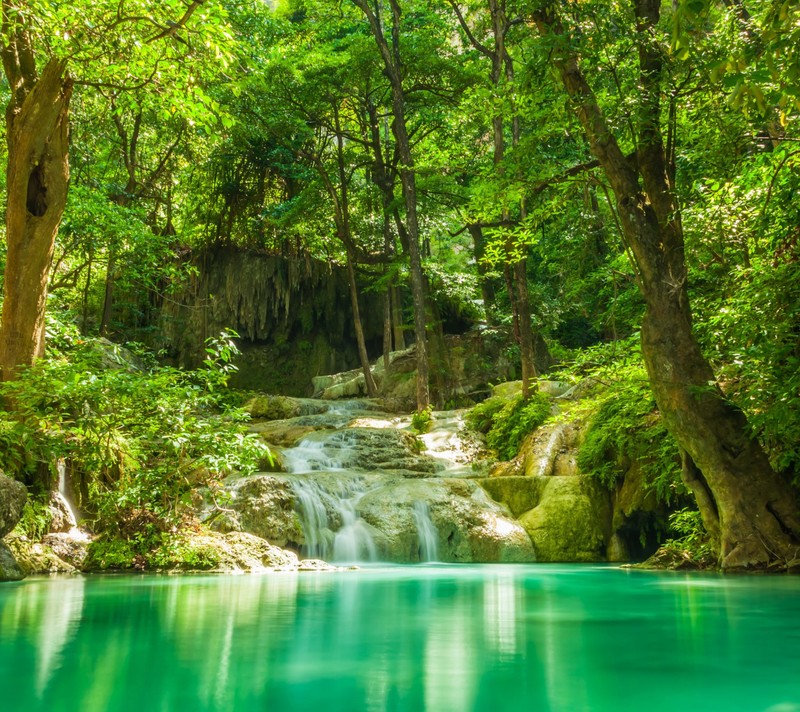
[492,381,523,400]
[245,394,324,421]
[479,476,548,518]
[519,476,611,562]
[48,492,78,533]
[187,531,303,572]
[214,475,303,547]
[356,478,535,563]
[0,471,27,538]
[0,541,25,581]
[250,421,322,448]
[4,534,76,574]
[42,532,91,569]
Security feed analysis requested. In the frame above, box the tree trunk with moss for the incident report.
[534,0,800,569]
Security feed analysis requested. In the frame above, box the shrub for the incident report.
[0,329,269,537]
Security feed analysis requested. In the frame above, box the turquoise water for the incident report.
[1,565,799,712]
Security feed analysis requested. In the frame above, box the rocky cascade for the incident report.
[213,377,667,564]
[0,471,27,581]
[210,399,535,563]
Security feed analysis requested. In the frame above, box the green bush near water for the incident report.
[0,322,269,548]
[576,377,683,503]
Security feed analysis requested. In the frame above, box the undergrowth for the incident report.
[0,321,269,539]
[467,391,551,461]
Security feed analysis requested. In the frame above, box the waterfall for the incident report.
[282,438,345,473]
[289,476,378,563]
[55,459,79,529]
[412,500,439,562]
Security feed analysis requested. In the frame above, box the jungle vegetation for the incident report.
[1,0,799,569]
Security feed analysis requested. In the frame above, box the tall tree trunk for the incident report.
[534,2,800,569]
[345,249,378,397]
[353,0,430,411]
[0,51,72,381]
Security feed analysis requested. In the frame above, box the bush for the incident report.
[0,329,269,538]
[467,392,551,461]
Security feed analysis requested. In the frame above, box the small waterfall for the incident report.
[412,500,439,562]
[282,438,345,473]
[55,459,79,529]
[289,476,378,563]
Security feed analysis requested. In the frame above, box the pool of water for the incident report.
[1,565,798,711]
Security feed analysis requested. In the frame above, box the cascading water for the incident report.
[412,500,439,562]
[289,475,379,563]
[55,459,79,528]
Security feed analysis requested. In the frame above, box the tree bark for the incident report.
[534,2,800,569]
[352,0,430,411]
[0,50,73,380]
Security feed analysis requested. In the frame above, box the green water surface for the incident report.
[1,565,798,712]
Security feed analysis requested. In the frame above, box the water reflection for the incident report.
[0,567,799,712]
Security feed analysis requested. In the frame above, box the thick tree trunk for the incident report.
[1,57,72,380]
[534,2,800,569]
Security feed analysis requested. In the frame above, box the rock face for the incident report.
[0,541,25,581]
[0,472,27,582]
[481,381,670,563]
[0,472,27,538]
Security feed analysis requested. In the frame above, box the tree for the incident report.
[351,0,432,411]
[531,0,800,569]
[0,0,229,381]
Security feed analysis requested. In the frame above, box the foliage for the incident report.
[465,396,506,435]
[13,496,54,542]
[661,507,714,563]
[85,531,221,572]
[478,392,552,461]
[410,405,434,434]
[0,327,268,537]
[574,361,683,503]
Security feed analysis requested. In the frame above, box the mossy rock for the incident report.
[478,476,548,518]
[244,395,304,421]
[0,541,26,581]
[518,476,612,562]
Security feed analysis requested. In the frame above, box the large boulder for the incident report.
[211,475,304,547]
[0,471,27,538]
[518,477,612,562]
